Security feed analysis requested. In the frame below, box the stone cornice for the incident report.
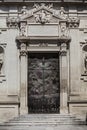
[0,0,87,4]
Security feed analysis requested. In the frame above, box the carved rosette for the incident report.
[6,16,20,28]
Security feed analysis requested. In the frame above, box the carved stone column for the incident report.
[60,43,68,113]
[20,42,28,115]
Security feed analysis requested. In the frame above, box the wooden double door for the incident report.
[28,53,60,113]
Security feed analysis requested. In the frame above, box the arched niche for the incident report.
[0,46,4,74]
[83,45,87,52]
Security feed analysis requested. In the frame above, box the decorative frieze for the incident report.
[6,16,20,28]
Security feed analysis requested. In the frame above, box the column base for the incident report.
[20,107,28,115]
[60,107,68,114]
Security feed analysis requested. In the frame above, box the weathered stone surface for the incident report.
[0,0,87,124]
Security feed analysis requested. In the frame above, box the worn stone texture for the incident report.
[0,0,87,123]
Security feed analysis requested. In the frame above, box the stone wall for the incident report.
[0,1,87,122]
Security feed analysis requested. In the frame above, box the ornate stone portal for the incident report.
[1,0,87,123]
[16,4,72,114]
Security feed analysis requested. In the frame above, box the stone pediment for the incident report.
[20,4,67,24]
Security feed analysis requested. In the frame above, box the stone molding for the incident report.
[6,4,80,30]
[1,0,87,4]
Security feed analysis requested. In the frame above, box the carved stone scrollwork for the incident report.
[20,43,27,56]
[60,43,67,56]
[67,17,80,28]
[34,3,53,10]
[19,21,27,36]
[6,16,20,28]
[60,22,68,37]
[20,50,27,56]
[33,3,53,24]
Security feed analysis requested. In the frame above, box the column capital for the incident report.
[60,43,67,56]
[20,42,27,56]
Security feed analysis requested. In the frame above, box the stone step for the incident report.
[0,114,86,130]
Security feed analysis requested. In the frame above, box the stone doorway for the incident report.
[28,52,60,113]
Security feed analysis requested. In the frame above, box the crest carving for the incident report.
[34,10,51,24]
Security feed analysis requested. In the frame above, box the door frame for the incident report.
[19,46,69,114]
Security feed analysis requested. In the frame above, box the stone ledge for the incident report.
[0,0,86,3]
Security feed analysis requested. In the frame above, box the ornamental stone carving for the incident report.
[20,43,27,56]
[6,17,20,28]
[60,43,67,56]
[34,10,51,24]
[19,21,27,36]
[60,22,68,37]
[67,17,80,28]
[59,7,67,20]
[34,3,53,10]
[21,6,27,15]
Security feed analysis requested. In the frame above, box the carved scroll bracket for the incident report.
[59,21,68,38]
[19,21,27,36]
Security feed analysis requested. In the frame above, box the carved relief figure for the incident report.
[34,10,51,24]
